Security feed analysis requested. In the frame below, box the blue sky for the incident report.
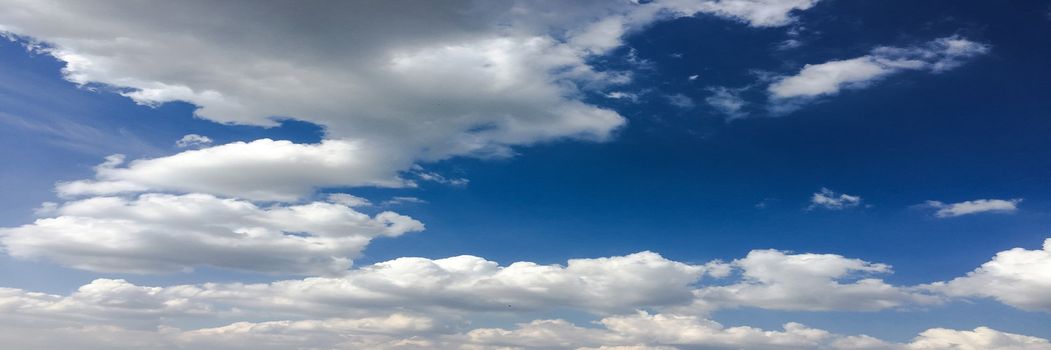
[1,1,1051,349]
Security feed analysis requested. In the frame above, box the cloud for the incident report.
[694,249,938,311]
[0,1,825,204]
[809,188,862,210]
[0,304,1048,350]
[0,246,1048,349]
[0,193,423,274]
[326,193,372,207]
[464,312,832,349]
[768,36,988,109]
[174,134,212,148]
[666,94,696,109]
[922,199,1022,218]
[410,165,469,187]
[0,249,936,318]
[926,239,1051,313]
[705,86,748,119]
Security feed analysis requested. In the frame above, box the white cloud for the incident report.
[769,36,988,104]
[809,188,862,210]
[0,246,1047,349]
[174,134,212,148]
[0,193,423,274]
[410,166,469,187]
[906,327,1051,350]
[927,239,1051,313]
[605,91,641,102]
[1,304,1048,350]
[382,197,429,206]
[705,86,748,119]
[666,93,696,109]
[0,0,823,203]
[690,0,823,27]
[694,249,938,311]
[923,199,1022,218]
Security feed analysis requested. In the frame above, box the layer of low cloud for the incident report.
[0,241,1049,348]
[55,139,414,201]
[0,193,423,274]
[7,310,1049,350]
[0,248,944,317]
[1,0,824,203]
[923,199,1022,218]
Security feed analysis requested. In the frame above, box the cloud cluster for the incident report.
[0,242,1048,349]
[0,0,825,205]
[927,238,1051,313]
[0,193,423,274]
[696,249,938,311]
[55,139,414,202]
[0,248,941,320]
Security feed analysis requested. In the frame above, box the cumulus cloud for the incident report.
[904,327,1051,350]
[923,199,1022,218]
[0,246,1047,349]
[0,303,1048,350]
[56,139,413,202]
[927,238,1051,313]
[0,0,827,203]
[0,193,423,274]
[809,188,863,210]
[0,249,935,317]
[768,36,988,110]
[174,134,212,148]
[695,249,938,311]
[463,312,832,349]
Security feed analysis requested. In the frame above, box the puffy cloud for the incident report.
[0,247,1048,349]
[927,239,1051,313]
[0,193,423,274]
[923,199,1022,218]
[174,134,212,148]
[56,139,413,202]
[0,249,939,320]
[1,0,823,202]
[769,36,988,103]
[695,249,938,311]
[463,312,831,349]
[809,188,862,210]
[906,327,1051,350]
[3,309,1046,350]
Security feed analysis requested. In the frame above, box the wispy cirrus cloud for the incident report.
[922,198,1022,218]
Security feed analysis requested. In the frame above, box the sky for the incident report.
[1,0,1050,349]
